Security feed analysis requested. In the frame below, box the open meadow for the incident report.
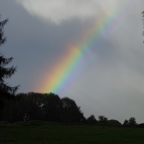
[0,121,144,144]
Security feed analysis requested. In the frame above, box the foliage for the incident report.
[60,97,85,123]
[98,115,108,123]
[137,123,144,128]
[2,93,42,122]
[87,115,97,124]
[123,117,137,126]
[2,90,139,126]
[123,119,129,126]
[2,92,86,123]
[107,119,121,126]
[0,18,19,94]
[0,17,19,120]
[42,93,61,121]
[128,117,137,126]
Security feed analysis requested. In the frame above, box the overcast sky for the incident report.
[0,0,144,123]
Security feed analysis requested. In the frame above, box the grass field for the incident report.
[0,121,144,144]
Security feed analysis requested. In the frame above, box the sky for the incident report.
[0,0,144,123]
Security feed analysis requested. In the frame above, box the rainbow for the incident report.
[36,0,136,95]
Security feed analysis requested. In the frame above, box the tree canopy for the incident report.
[0,17,19,95]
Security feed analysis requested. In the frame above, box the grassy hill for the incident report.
[0,121,144,144]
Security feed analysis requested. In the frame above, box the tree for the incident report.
[60,97,85,123]
[41,93,61,121]
[123,119,129,126]
[87,115,97,124]
[98,115,108,123]
[0,17,19,95]
[0,17,19,120]
[107,119,121,126]
[123,117,137,126]
[2,93,43,122]
[128,117,137,126]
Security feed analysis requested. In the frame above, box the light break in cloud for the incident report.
[15,0,121,24]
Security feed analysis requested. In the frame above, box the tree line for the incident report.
[1,91,137,126]
[0,16,141,126]
[1,92,85,123]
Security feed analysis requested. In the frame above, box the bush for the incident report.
[107,120,121,127]
[137,123,144,128]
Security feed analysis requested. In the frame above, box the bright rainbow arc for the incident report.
[38,0,136,95]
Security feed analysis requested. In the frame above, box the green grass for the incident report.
[0,121,144,144]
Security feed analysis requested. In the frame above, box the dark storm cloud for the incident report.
[0,0,93,92]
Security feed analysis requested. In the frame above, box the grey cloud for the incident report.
[15,0,121,24]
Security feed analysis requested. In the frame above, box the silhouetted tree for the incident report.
[0,17,19,120]
[2,93,43,122]
[0,17,19,94]
[14,93,42,121]
[98,115,108,123]
[123,118,137,126]
[2,97,16,122]
[60,97,85,123]
[87,115,97,124]
[2,91,86,123]
[41,93,61,121]
[107,119,121,126]
[128,117,137,126]
[123,119,129,126]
